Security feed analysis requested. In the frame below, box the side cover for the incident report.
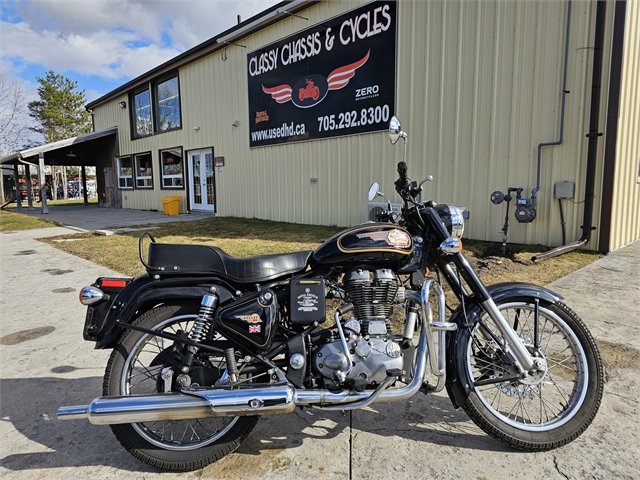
[213,289,278,350]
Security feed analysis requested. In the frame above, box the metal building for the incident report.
[3,0,639,253]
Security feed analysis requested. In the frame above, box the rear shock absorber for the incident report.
[182,287,219,368]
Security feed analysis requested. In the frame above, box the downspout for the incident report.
[533,0,606,262]
[531,0,573,209]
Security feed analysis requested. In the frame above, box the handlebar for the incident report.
[397,161,408,184]
[395,161,411,198]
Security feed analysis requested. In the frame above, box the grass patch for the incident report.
[41,217,344,278]
[0,209,58,231]
[40,216,603,288]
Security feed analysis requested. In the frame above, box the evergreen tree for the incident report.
[27,70,91,142]
[27,71,92,200]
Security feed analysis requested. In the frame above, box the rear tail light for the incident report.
[100,279,128,288]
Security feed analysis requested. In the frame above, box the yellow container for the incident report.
[161,196,181,216]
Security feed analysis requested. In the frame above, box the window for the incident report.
[134,153,153,188]
[160,147,184,188]
[117,156,133,189]
[155,76,181,132]
[132,87,152,137]
[129,73,181,139]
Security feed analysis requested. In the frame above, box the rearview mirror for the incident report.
[389,116,403,144]
[368,182,380,201]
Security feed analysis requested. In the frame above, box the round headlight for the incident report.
[434,204,465,238]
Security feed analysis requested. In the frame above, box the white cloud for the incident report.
[2,0,280,81]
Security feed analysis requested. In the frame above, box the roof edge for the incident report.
[86,0,321,111]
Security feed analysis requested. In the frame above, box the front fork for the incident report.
[441,254,537,374]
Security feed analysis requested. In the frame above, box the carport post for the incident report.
[24,164,34,211]
[38,153,48,214]
[13,164,22,208]
[81,165,88,206]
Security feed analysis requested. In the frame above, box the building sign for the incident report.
[247,1,397,148]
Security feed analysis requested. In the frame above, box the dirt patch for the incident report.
[469,255,528,279]
[41,268,74,275]
[52,287,76,293]
[14,249,37,255]
[0,326,56,345]
[597,340,640,370]
[210,449,291,478]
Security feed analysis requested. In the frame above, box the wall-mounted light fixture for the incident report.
[193,126,200,131]
[66,151,76,158]
[232,120,239,127]
[118,101,126,109]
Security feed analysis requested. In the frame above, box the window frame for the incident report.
[154,74,182,133]
[159,146,185,190]
[128,72,182,140]
[134,152,154,189]
[116,156,133,189]
[130,85,153,139]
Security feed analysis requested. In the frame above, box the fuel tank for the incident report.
[311,223,414,269]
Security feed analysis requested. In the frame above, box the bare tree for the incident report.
[0,71,30,158]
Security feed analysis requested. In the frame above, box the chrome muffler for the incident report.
[58,384,296,425]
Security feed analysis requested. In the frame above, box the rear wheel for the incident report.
[104,304,259,471]
[461,300,603,450]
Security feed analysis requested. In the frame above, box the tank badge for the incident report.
[235,314,263,324]
[387,229,411,248]
[248,324,261,333]
[356,229,411,249]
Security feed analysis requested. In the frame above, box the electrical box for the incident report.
[554,181,575,199]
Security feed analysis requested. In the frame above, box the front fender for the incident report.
[444,282,562,409]
[92,274,235,349]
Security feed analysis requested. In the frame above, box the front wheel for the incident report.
[103,304,259,471]
[460,300,603,450]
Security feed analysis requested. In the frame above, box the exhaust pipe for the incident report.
[58,384,296,425]
[59,281,440,425]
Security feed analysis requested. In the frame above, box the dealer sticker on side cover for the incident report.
[297,288,319,312]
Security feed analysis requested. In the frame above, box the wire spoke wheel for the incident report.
[104,304,259,471]
[461,300,603,450]
[122,314,238,450]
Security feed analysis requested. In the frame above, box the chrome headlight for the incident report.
[434,204,465,238]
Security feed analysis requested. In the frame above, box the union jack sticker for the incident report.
[248,324,261,334]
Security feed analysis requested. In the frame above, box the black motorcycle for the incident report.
[59,117,603,472]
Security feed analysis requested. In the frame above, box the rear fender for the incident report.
[444,282,562,409]
[90,274,235,349]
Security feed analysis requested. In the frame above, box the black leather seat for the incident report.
[146,242,312,283]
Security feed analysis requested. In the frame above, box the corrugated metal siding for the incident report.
[609,0,640,250]
[92,0,627,250]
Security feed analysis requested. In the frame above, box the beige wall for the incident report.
[93,0,635,250]
[608,0,640,251]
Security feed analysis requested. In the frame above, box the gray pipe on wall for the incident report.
[533,0,607,262]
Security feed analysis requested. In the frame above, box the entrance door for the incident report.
[188,149,215,212]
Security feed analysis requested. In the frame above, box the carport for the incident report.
[0,127,118,213]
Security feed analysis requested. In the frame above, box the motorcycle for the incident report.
[59,117,603,472]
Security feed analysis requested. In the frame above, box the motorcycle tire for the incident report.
[460,299,603,450]
[103,304,259,472]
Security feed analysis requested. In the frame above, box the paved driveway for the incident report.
[1,219,638,479]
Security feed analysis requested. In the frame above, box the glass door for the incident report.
[188,149,215,212]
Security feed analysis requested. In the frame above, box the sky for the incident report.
[1,0,281,106]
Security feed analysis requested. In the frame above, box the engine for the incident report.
[312,268,405,390]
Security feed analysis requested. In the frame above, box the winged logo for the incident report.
[262,49,371,108]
